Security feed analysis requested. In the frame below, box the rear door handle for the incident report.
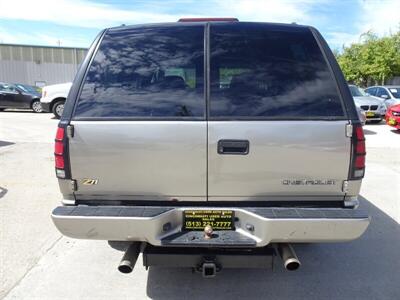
[217,139,249,155]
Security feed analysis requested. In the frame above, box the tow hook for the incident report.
[204,225,213,240]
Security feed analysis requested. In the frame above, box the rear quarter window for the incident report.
[209,23,345,119]
[74,25,205,119]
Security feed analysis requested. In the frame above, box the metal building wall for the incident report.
[0,44,87,86]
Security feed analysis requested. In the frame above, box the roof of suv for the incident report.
[108,21,311,33]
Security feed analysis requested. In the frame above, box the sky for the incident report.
[0,0,399,50]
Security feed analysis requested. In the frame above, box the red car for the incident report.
[385,104,400,130]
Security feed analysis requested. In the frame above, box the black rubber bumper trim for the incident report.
[52,206,368,219]
[247,207,369,219]
[52,206,174,218]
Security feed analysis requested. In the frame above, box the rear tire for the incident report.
[31,100,43,113]
[52,100,65,119]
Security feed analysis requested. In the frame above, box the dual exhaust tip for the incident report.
[117,242,300,274]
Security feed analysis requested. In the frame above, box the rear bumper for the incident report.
[52,206,370,247]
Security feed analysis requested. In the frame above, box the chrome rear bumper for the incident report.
[52,206,370,247]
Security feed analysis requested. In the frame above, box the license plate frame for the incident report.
[183,210,235,231]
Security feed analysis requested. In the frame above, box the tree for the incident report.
[335,30,400,86]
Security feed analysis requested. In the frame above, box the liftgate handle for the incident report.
[217,139,250,155]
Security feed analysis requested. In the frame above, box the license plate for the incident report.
[388,118,397,125]
[366,111,375,117]
[183,210,234,231]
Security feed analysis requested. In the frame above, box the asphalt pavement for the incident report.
[0,111,399,300]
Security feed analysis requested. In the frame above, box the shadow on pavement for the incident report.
[363,129,377,135]
[146,197,400,300]
[366,121,384,126]
[0,186,8,198]
[0,141,15,148]
[390,129,400,134]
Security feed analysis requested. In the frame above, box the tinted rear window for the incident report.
[209,23,344,119]
[74,25,204,119]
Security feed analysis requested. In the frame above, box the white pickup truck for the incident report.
[40,82,72,118]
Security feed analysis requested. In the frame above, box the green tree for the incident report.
[335,30,400,86]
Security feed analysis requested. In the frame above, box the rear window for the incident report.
[209,23,344,119]
[74,25,204,119]
[365,87,377,96]
[388,87,400,99]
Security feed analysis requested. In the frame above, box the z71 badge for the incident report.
[82,179,98,185]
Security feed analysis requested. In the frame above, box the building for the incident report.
[0,43,87,87]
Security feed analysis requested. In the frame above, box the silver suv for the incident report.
[51,19,370,276]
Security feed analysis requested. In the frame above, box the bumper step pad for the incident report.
[247,207,368,219]
[53,205,173,217]
[53,205,367,219]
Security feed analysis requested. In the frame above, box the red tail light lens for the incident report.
[356,140,365,154]
[54,141,64,155]
[55,155,65,169]
[355,155,365,169]
[355,126,364,140]
[350,124,366,179]
[56,127,64,141]
[54,127,66,178]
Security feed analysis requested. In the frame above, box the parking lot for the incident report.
[0,111,399,300]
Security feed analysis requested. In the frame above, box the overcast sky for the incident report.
[0,0,399,50]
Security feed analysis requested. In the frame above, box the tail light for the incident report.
[54,126,69,178]
[349,124,366,179]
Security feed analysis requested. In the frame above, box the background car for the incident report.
[365,85,400,109]
[0,82,42,113]
[40,82,72,119]
[15,83,42,98]
[385,103,400,130]
[348,84,386,123]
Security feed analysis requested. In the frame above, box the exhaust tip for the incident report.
[117,242,141,274]
[284,258,301,271]
[118,261,133,274]
[277,243,301,271]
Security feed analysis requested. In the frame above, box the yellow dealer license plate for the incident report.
[183,210,234,231]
